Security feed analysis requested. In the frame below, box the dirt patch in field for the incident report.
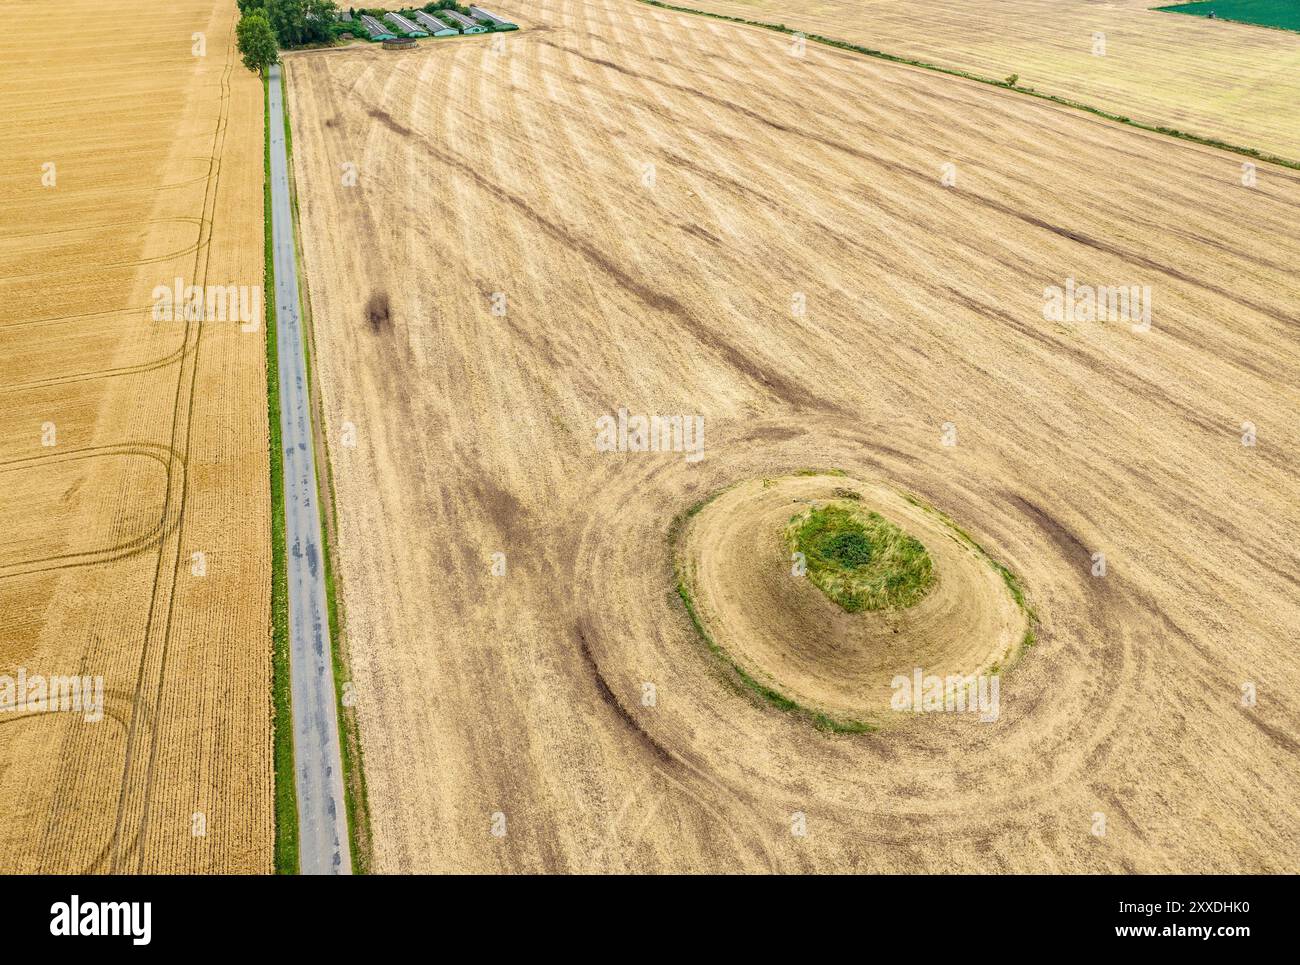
[366,291,392,332]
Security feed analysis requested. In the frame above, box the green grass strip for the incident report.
[639,0,1300,171]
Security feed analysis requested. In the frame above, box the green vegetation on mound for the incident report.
[787,503,935,612]
[1155,0,1300,33]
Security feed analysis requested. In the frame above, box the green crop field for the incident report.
[1154,0,1300,32]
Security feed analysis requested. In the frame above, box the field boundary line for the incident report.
[638,0,1300,171]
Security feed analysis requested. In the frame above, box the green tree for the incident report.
[304,0,339,42]
[263,0,337,47]
[237,11,279,75]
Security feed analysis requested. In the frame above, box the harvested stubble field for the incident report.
[0,0,271,871]
[287,0,1300,871]
[683,0,1300,161]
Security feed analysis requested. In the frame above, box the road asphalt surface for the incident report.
[268,63,352,875]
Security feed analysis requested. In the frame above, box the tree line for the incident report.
[237,0,339,74]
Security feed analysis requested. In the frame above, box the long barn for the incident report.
[359,14,397,40]
[414,10,460,36]
[469,6,518,28]
[385,12,429,36]
[441,10,488,33]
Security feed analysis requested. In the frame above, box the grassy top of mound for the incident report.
[787,502,934,612]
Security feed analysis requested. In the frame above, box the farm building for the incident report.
[414,10,460,35]
[359,14,397,39]
[385,12,429,36]
[469,6,518,28]
[441,10,488,33]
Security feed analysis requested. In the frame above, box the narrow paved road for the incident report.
[268,63,352,875]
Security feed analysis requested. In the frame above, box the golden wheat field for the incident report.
[0,0,271,872]
[686,0,1300,160]
[284,0,1300,873]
